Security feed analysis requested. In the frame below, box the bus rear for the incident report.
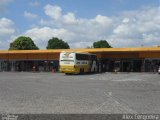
[59,52,98,74]
[59,52,77,74]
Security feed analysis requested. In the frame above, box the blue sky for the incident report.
[0,0,160,49]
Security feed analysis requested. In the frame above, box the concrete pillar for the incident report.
[11,61,14,71]
[142,59,146,72]
[0,61,1,71]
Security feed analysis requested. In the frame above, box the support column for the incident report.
[141,59,146,72]
[0,61,1,71]
[11,61,14,71]
[121,60,123,72]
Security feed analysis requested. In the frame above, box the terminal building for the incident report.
[0,47,160,72]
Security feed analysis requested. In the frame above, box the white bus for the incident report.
[59,52,98,74]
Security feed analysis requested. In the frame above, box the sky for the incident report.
[0,0,160,49]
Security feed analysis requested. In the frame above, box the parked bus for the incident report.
[59,51,98,74]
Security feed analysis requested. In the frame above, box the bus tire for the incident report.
[65,73,71,75]
[80,68,84,74]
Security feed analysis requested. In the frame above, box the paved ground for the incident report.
[0,72,160,114]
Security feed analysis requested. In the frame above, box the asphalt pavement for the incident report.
[0,72,160,113]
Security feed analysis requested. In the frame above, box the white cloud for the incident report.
[24,27,75,49]
[63,12,76,24]
[142,33,159,43]
[0,17,15,36]
[37,4,114,48]
[38,4,113,48]
[0,17,15,49]
[30,5,157,48]
[113,24,137,38]
[122,18,130,23]
[2,4,160,49]
[24,11,38,20]
[44,4,62,20]
[93,15,112,26]
[110,7,160,47]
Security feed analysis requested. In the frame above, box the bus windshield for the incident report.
[60,52,75,65]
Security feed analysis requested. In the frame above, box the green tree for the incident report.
[93,40,112,48]
[46,37,70,49]
[9,36,39,50]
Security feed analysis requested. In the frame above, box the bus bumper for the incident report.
[59,68,79,74]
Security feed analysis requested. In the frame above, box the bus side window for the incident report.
[76,54,89,60]
[90,55,96,60]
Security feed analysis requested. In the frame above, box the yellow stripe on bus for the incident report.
[60,65,89,74]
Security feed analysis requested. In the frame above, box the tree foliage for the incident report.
[9,36,39,50]
[93,40,112,48]
[46,37,70,49]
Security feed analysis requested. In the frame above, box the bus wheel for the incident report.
[80,68,84,74]
[65,73,71,75]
